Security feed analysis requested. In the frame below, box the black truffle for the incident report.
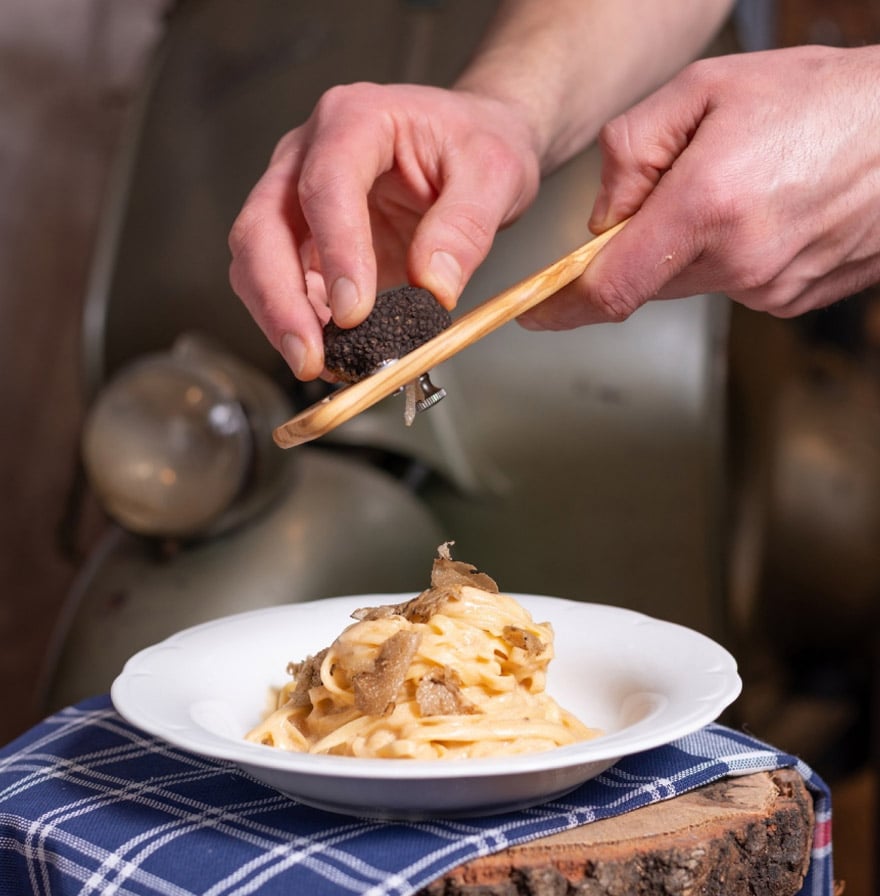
[323,286,452,383]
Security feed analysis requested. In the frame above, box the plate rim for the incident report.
[111,593,741,784]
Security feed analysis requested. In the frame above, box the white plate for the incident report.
[111,595,741,819]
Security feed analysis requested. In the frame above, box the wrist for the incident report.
[458,80,544,154]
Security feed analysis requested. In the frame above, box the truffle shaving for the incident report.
[351,604,396,622]
[285,648,329,707]
[352,630,421,716]
[354,543,500,624]
[503,625,545,656]
[416,667,476,716]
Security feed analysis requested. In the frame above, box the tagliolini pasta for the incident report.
[246,545,599,759]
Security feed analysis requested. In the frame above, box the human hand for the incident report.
[519,45,880,331]
[228,82,541,379]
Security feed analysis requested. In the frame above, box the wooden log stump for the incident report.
[417,769,813,896]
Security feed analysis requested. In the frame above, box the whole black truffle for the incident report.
[323,285,452,383]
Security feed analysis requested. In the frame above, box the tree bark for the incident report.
[418,769,813,896]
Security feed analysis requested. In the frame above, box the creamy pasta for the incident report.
[246,546,599,759]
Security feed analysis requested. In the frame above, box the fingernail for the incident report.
[427,251,462,304]
[281,332,308,378]
[590,187,610,232]
[330,276,362,323]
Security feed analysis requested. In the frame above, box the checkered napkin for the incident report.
[0,695,831,896]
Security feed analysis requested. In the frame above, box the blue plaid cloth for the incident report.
[0,695,831,896]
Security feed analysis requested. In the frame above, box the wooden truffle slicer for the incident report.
[273,218,628,448]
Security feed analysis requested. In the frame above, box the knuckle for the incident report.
[444,202,495,256]
[226,254,253,305]
[311,81,380,126]
[766,300,801,319]
[734,258,779,294]
[597,116,629,160]
[472,130,518,171]
[598,116,667,190]
[296,161,338,208]
[269,129,300,165]
[677,57,714,90]
[312,82,357,118]
[228,204,263,257]
[734,280,800,317]
[469,129,539,194]
[591,277,640,323]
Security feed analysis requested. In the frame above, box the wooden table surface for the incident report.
[418,769,813,896]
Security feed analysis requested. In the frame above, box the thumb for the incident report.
[589,71,711,233]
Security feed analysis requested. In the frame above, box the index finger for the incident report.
[294,84,402,327]
[228,150,327,380]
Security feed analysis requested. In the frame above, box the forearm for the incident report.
[454,0,736,173]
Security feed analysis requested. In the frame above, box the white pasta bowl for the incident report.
[111,594,741,819]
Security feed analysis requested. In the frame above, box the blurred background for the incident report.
[1,1,877,893]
